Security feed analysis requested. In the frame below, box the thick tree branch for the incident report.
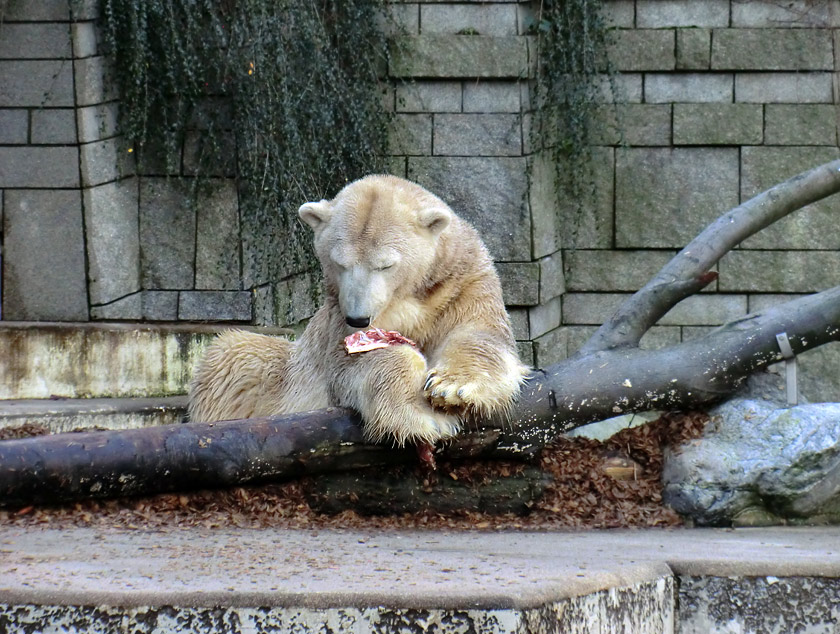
[581,159,840,354]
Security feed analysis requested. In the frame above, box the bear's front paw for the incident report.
[424,362,524,418]
[364,401,460,447]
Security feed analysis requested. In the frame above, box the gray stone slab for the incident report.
[84,178,140,305]
[139,179,196,289]
[528,296,561,339]
[496,261,540,306]
[74,56,118,106]
[141,290,180,321]
[2,190,88,321]
[637,0,730,27]
[565,250,676,292]
[615,147,739,248]
[516,340,535,367]
[527,152,559,259]
[731,0,836,27]
[80,137,129,187]
[533,325,569,367]
[30,108,77,144]
[420,3,518,36]
[0,109,28,144]
[740,146,840,249]
[719,250,840,293]
[76,102,118,143]
[0,23,71,59]
[602,0,635,28]
[735,72,834,103]
[71,21,98,59]
[90,292,142,321]
[195,181,241,290]
[3,0,69,20]
[562,293,627,325]
[673,103,763,145]
[463,81,521,113]
[764,104,838,146]
[273,272,324,327]
[712,28,834,71]
[676,28,711,70]
[178,291,252,321]
[565,324,680,355]
[507,307,529,340]
[390,35,529,79]
[0,146,79,188]
[0,59,74,107]
[538,250,564,302]
[645,73,733,103]
[434,113,522,156]
[591,104,672,146]
[408,156,531,261]
[396,81,462,113]
[608,29,676,71]
[659,294,747,326]
[555,146,615,250]
[389,113,432,155]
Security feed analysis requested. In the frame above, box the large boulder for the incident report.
[662,396,840,526]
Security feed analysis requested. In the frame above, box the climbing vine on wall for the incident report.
[528,0,617,248]
[99,0,392,287]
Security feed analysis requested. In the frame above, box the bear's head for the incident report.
[299,175,453,333]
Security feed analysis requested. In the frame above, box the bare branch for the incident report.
[581,159,840,354]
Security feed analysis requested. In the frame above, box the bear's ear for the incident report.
[298,200,332,230]
[418,206,451,237]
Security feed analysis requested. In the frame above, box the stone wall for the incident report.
[0,0,838,397]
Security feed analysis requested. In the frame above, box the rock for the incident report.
[662,398,840,526]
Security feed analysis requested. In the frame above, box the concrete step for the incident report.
[0,321,290,400]
[0,527,838,633]
[0,396,188,434]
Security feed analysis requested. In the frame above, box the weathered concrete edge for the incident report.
[0,563,672,611]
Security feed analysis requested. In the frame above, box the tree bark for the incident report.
[1,161,840,507]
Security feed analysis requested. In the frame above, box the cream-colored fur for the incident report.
[188,175,529,445]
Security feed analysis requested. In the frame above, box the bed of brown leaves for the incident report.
[0,412,708,531]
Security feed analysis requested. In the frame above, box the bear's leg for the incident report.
[188,330,300,423]
[332,344,460,446]
[424,329,528,420]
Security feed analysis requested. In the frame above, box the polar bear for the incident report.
[188,175,529,445]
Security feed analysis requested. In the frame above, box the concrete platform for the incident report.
[1,526,839,632]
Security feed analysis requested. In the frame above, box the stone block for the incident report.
[84,178,140,305]
[74,56,118,107]
[555,146,615,249]
[740,146,840,249]
[496,261,540,306]
[616,147,739,248]
[673,103,763,145]
[378,3,419,36]
[420,3,517,36]
[507,307,529,340]
[76,102,118,143]
[0,109,28,144]
[0,23,71,59]
[565,325,680,354]
[3,190,88,321]
[636,0,729,27]
[183,130,237,178]
[528,296,562,339]
[533,326,568,367]
[590,104,672,146]
[71,22,98,59]
[563,293,626,325]
[538,250,564,301]
[396,81,461,113]
[645,73,733,103]
[595,74,643,103]
[90,293,142,321]
[747,293,808,314]
[731,0,835,27]
[659,294,747,326]
[252,284,274,326]
[712,29,833,71]
[434,114,521,156]
[565,250,676,292]
[69,0,99,20]
[31,108,77,144]
[0,60,74,107]
[602,1,635,28]
[4,0,69,20]
[516,340,535,367]
[196,181,241,290]
[390,35,529,79]
[719,250,840,293]
[179,291,252,322]
[141,291,179,321]
[80,138,127,187]
[676,28,711,70]
[463,81,521,113]
[764,105,837,146]
[527,152,559,258]
[0,146,79,187]
[735,73,833,103]
[273,272,324,327]
[407,156,531,261]
[608,29,675,72]
[139,179,196,289]
[389,113,432,155]
[385,156,407,178]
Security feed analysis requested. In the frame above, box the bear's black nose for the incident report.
[346,316,371,328]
